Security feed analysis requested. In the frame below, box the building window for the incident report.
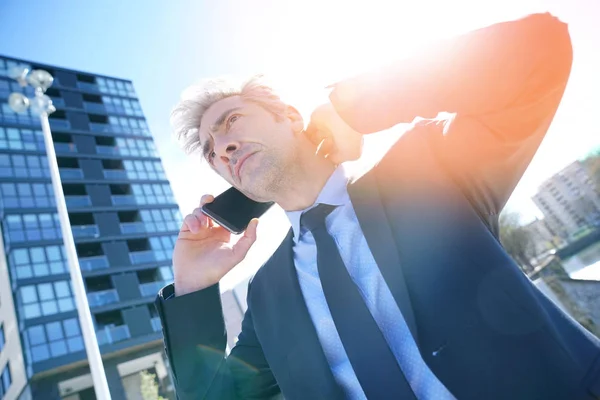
[102,96,143,117]
[0,58,30,77]
[0,323,4,353]
[19,280,75,320]
[3,212,61,243]
[24,318,83,364]
[0,362,11,398]
[0,75,35,99]
[131,183,175,205]
[0,126,45,151]
[139,208,181,232]
[0,101,38,126]
[149,235,177,262]
[9,245,68,280]
[107,115,150,136]
[0,153,51,178]
[123,160,166,181]
[159,266,174,281]
[96,77,135,97]
[115,137,157,157]
[0,182,55,210]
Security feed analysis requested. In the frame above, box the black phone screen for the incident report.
[201,187,274,233]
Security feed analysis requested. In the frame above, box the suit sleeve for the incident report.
[155,283,280,400]
[328,12,573,215]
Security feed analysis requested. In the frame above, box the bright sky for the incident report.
[1,0,599,290]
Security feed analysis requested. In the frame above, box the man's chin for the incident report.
[237,185,271,203]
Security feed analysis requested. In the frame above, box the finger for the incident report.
[192,207,212,229]
[200,194,214,207]
[198,195,216,228]
[232,218,258,262]
[182,214,201,234]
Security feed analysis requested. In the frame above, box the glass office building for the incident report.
[0,55,179,400]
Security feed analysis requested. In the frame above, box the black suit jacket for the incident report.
[156,13,600,400]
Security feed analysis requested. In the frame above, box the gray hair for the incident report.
[170,74,288,154]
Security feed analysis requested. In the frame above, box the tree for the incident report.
[499,211,536,274]
[140,370,166,400]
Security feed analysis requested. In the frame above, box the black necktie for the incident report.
[301,204,415,399]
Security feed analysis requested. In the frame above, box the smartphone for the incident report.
[201,187,274,234]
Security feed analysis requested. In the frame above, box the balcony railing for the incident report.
[103,170,128,180]
[59,168,84,180]
[49,97,65,108]
[49,119,71,130]
[77,81,100,93]
[89,123,112,133]
[79,255,109,271]
[96,145,119,155]
[129,250,156,265]
[120,222,145,234]
[72,224,100,239]
[96,325,130,346]
[139,280,168,297]
[54,142,78,153]
[83,102,106,114]
[65,195,92,208]
[87,289,119,308]
[111,195,136,206]
[151,317,162,333]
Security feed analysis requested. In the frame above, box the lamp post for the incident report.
[7,67,112,399]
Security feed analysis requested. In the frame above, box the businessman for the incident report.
[156,12,600,399]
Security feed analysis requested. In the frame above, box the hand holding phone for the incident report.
[201,187,274,235]
[172,194,260,297]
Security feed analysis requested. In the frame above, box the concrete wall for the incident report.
[0,226,28,400]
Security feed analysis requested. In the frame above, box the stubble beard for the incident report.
[245,146,302,203]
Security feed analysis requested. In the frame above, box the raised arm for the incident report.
[328,12,572,136]
[328,12,572,217]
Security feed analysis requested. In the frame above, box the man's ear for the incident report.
[285,105,305,134]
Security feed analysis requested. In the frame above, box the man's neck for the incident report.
[276,152,336,212]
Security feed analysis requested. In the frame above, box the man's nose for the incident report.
[214,139,239,165]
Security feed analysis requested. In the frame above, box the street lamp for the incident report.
[7,66,112,399]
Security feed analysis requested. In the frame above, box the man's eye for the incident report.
[226,114,240,130]
[209,151,216,160]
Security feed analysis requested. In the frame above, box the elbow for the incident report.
[538,13,574,86]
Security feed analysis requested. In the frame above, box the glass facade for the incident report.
[3,212,62,244]
[9,245,68,280]
[0,54,179,389]
[0,127,45,151]
[0,153,51,178]
[18,281,75,320]
[23,318,84,363]
[0,363,11,398]
[102,96,143,117]
[0,182,55,210]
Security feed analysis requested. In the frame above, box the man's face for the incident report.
[198,96,303,202]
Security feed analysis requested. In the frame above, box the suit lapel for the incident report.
[269,230,345,399]
[348,166,420,344]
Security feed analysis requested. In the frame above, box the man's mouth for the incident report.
[234,152,256,181]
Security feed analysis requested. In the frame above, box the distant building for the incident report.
[523,218,558,258]
[0,55,180,400]
[532,161,600,240]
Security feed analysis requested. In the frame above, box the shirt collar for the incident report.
[286,164,351,243]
